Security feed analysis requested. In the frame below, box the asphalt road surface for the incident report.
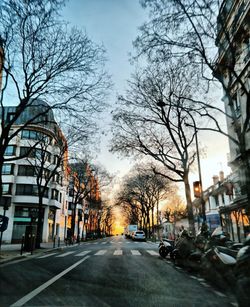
[0,236,238,306]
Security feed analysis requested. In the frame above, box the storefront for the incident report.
[220,197,250,242]
[12,206,44,243]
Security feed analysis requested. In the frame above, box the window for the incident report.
[6,112,15,123]
[54,155,59,165]
[42,169,51,180]
[18,165,35,176]
[2,183,12,195]
[21,130,40,140]
[53,173,60,183]
[4,145,16,156]
[16,184,33,195]
[20,147,35,158]
[51,189,59,201]
[21,129,51,143]
[232,94,241,117]
[2,164,14,175]
[16,184,49,198]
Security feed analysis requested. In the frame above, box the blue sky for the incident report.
[62,0,148,177]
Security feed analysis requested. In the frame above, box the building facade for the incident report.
[215,0,250,241]
[0,100,69,243]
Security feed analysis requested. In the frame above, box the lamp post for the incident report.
[184,117,206,224]
[193,125,206,223]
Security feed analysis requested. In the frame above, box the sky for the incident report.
[62,0,231,194]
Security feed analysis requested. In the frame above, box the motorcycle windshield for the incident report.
[211,226,224,237]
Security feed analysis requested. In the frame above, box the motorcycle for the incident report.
[171,230,204,270]
[201,227,242,289]
[234,234,250,307]
[158,238,175,258]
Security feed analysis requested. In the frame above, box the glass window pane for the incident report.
[21,130,30,139]
[2,183,11,194]
[2,164,12,174]
[5,146,16,156]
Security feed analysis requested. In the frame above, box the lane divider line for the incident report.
[10,256,90,307]
[55,251,75,258]
[37,253,58,259]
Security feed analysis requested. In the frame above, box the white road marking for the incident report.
[213,291,226,298]
[10,256,90,307]
[114,250,123,255]
[55,251,75,258]
[75,251,91,257]
[146,250,158,256]
[131,250,141,255]
[200,282,210,288]
[94,250,107,255]
[37,253,58,259]
[101,242,107,244]
[93,242,98,245]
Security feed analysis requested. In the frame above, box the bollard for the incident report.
[53,236,56,248]
[58,237,60,247]
[20,234,25,255]
[31,234,35,255]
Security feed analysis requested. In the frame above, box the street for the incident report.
[0,236,237,307]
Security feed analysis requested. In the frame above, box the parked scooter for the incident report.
[158,238,175,258]
[234,234,250,307]
[201,227,242,289]
[171,230,204,270]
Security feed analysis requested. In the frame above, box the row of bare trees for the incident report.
[111,0,250,233]
[115,164,172,238]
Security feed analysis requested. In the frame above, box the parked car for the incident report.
[132,230,146,241]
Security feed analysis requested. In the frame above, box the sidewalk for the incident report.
[0,241,71,265]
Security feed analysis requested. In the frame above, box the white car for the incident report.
[132,230,146,241]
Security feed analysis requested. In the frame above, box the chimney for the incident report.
[219,171,224,182]
[212,175,219,185]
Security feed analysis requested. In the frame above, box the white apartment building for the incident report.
[0,100,69,243]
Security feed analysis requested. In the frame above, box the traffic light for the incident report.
[0,215,9,232]
[193,181,201,198]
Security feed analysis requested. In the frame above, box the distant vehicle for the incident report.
[132,230,146,241]
[125,225,138,239]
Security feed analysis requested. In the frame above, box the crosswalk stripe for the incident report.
[114,250,123,255]
[94,250,107,255]
[101,242,107,244]
[56,251,75,257]
[131,250,141,255]
[75,251,91,257]
[37,253,58,259]
[146,250,158,256]
[93,242,98,245]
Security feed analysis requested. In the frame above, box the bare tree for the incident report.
[111,63,201,234]
[0,0,111,198]
[135,0,250,205]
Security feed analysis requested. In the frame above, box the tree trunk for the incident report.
[183,173,195,235]
[35,195,44,248]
